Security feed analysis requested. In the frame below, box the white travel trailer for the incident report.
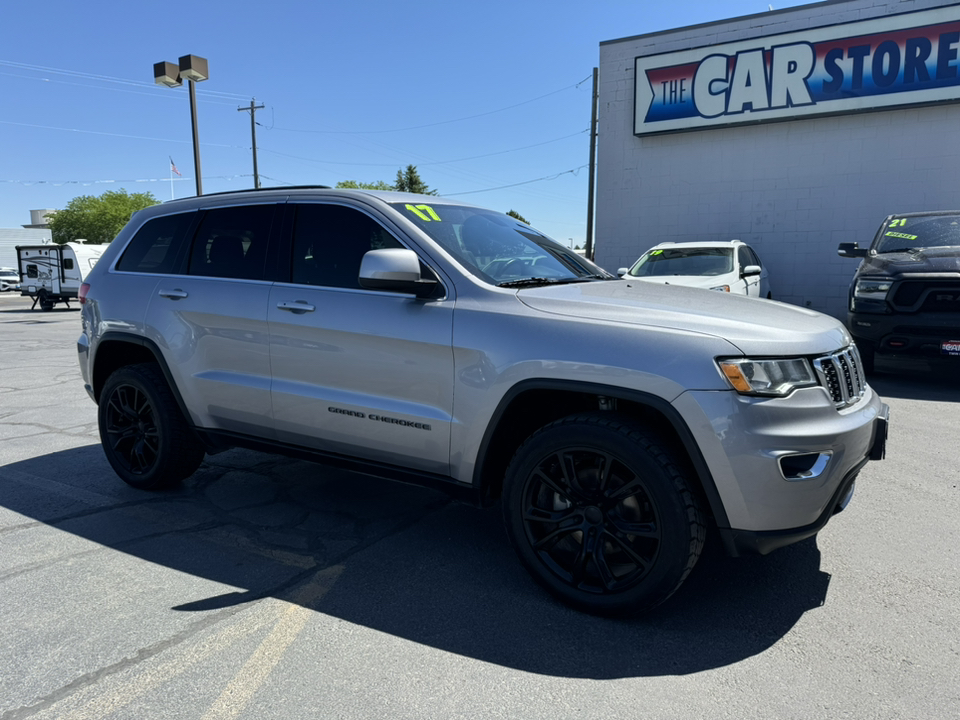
[17,241,105,311]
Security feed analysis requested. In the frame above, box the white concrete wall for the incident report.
[596,0,960,319]
[0,229,52,269]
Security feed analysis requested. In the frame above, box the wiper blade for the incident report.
[880,247,922,254]
[497,276,592,288]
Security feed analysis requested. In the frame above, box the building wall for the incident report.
[595,0,960,319]
[0,229,52,269]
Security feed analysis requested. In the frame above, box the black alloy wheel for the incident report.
[98,364,205,489]
[503,413,704,616]
[103,383,160,476]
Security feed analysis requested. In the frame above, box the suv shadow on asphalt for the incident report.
[0,444,831,679]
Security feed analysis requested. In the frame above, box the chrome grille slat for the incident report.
[813,345,867,408]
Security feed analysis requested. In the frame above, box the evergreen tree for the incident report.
[506,210,529,224]
[394,165,436,195]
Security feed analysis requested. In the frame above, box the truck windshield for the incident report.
[390,201,612,285]
[875,214,960,253]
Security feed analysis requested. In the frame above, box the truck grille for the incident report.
[813,346,867,408]
[891,280,960,312]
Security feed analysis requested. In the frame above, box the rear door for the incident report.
[142,202,280,436]
[267,201,455,475]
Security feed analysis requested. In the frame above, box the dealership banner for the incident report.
[634,6,960,135]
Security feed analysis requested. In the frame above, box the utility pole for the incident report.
[584,67,599,262]
[238,98,265,189]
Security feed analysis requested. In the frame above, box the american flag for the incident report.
[169,157,181,177]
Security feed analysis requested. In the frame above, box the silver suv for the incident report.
[77,188,888,615]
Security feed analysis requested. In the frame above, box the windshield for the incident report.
[874,214,960,253]
[390,202,612,285]
[628,247,733,277]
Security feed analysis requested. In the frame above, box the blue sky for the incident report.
[1,0,816,247]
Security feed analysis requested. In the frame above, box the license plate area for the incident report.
[940,340,960,356]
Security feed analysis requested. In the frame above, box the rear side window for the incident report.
[290,204,402,289]
[188,205,276,280]
[63,258,75,270]
[117,212,195,274]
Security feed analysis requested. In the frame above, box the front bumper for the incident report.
[722,402,888,555]
[850,310,960,358]
[674,385,888,554]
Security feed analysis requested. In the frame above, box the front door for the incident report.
[268,202,455,475]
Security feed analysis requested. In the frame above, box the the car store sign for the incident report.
[634,6,960,135]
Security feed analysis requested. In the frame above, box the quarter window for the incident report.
[290,204,402,289]
[116,212,195,274]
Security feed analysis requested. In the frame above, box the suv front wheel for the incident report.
[502,413,705,616]
[98,363,205,489]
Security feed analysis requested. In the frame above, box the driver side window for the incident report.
[291,204,402,289]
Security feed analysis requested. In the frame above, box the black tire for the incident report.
[98,363,205,489]
[39,291,54,312]
[502,413,705,616]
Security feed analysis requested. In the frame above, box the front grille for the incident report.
[891,280,960,312]
[813,346,867,408]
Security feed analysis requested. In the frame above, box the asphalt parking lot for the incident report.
[1,291,958,720]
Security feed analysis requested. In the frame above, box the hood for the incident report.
[516,280,849,356]
[860,246,960,276]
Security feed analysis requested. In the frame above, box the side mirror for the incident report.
[741,264,762,277]
[838,242,868,258]
[359,248,438,298]
[617,267,629,277]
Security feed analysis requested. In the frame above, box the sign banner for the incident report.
[634,6,960,135]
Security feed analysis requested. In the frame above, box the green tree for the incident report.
[336,180,394,191]
[48,189,158,244]
[506,209,529,224]
[394,165,436,195]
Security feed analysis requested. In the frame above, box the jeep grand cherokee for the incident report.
[78,188,888,615]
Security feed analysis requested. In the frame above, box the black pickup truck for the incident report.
[839,211,960,373]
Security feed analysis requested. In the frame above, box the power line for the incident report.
[260,76,592,135]
[0,70,243,107]
[0,59,251,101]
[440,166,589,197]
[0,174,253,186]
[0,120,245,149]
[257,129,588,168]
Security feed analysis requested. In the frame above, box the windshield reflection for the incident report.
[391,202,611,285]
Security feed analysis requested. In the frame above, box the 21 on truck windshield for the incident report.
[875,214,960,253]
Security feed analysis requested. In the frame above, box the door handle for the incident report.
[276,300,316,313]
[158,289,189,299]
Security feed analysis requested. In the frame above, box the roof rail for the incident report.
[196,185,333,199]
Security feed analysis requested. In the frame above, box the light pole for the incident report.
[154,55,209,196]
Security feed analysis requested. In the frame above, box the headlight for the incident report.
[710,285,731,292]
[717,358,818,396]
[851,277,893,313]
[853,277,892,301]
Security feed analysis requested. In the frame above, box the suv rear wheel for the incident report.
[98,363,205,489]
[502,413,705,616]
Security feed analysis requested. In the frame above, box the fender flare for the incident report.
[93,332,194,428]
[472,378,731,530]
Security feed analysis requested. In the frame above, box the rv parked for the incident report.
[17,242,104,311]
